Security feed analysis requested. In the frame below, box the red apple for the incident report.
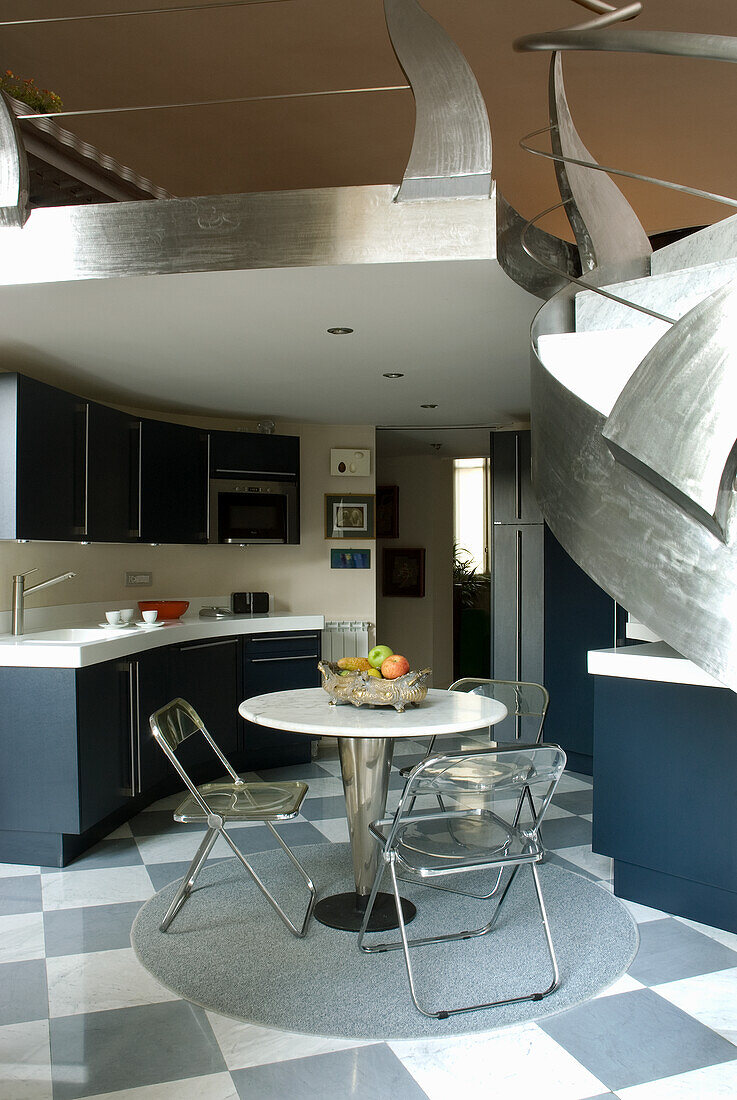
[381,654,409,679]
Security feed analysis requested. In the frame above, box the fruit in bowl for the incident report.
[368,644,393,668]
[381,654,410,679]
[137,600,189,620]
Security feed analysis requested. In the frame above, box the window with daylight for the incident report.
[453,458,489,575]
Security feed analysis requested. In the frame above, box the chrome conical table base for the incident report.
[313,736,417,932]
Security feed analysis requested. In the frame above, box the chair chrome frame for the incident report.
[399,677,551,899]
[358,743,565,1020]
[150,698,317,938]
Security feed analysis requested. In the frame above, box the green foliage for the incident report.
[0,70,63,114]
[453,544,485,608]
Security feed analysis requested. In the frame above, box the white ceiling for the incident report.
[0,256,541,430]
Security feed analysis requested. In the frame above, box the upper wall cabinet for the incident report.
[0,374,83,542]
[139,418,209,544]
[210,430,299,482]
[0,372,299,544]
[86,402,140,543]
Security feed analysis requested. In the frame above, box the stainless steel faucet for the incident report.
[11,568,77,636]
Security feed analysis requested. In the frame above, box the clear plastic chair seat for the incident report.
[173,780,308,823]
[373,812,516,874]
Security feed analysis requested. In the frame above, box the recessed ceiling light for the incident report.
[420,403,438,408]
[327,327,353,335]
[383,372,404,378]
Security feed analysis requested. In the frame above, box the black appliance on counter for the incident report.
[232,591,270,615]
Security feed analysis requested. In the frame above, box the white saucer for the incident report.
[137,621,165,629]
[99,621,138,630]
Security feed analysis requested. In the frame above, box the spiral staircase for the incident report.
[505,1,737,692]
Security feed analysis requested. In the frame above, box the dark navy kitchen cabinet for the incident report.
[0,628,318,865]
[86,402,140,542]
[139,418,208,544]
[169,636,239,768]
[0,373,82,541]
[241,631,321,767]
[210,430,299,482]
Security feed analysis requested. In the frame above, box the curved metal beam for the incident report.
[0,92,29,229]
[548,53,651,281]
[383,0,491,201]
[496,190,580,299]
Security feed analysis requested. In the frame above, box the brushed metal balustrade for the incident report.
[512,0,737,689]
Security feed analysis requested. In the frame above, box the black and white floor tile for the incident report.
[2,736,737,1099]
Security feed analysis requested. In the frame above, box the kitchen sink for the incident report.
[22,628,108,643]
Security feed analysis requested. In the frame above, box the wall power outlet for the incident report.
[125,571,153,586]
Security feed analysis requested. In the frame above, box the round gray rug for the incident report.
[131,842,638,1039]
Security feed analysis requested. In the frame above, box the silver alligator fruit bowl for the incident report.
[318,661,432,712]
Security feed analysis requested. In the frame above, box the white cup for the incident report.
[119,608,135,623]
[105,610,121,625]
[141,610,158,623]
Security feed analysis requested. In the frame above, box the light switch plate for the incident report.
[125,571,152,586]
[330,448,371,476]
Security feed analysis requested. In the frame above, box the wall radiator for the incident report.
[321,621,372,662]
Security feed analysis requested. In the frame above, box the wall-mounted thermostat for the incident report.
[330,448,371,477]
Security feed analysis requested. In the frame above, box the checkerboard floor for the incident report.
[3,736,737,1099]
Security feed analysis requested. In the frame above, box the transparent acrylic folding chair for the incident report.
[398,678,550,899]
[150,698,317,937]
[358,743,567,1019]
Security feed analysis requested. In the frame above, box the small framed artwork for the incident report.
[330,548,371,569]
[376,484,399,539]
[325,493,375,539]
[382,547,426,597]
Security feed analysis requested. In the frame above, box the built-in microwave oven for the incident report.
[208,479,298,545]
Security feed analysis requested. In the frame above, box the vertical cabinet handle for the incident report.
[73,402,89,537]
[515,528,523,738]
[129,422,142,539]
[123,660,141,797]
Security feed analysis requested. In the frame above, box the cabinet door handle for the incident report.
[250,654,319,663]
[177,638,238,652]
[134,661,141,796]
[129,422,142,539]
[124,661,137,797]
[250,634,317,643]
[214,468,295,479]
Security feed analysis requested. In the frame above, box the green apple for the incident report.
[368,644,393,669]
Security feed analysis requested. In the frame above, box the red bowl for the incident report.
[137,600,190,620]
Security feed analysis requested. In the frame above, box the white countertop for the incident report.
[0,612,324,669]
[587,641,726,689]
[239,687,507,739]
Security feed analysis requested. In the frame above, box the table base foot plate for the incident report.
[314,891,417,932]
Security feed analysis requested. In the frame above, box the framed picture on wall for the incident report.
[330,548,371,569]
[382,547,426,597]
[325,494,375,539]
[376,485,399,538]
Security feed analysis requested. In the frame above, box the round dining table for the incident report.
[238,686,508,932]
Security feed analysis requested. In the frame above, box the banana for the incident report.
[337,656,372,671]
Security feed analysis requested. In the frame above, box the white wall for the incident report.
[0,409,376,627]
[376,453,454,686]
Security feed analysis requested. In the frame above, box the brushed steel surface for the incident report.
[496,190,580,299]
[548,53,651,281]
[338,736,393,896]
[0,184,495,286]
[530,353,737,692]
[0,91,29,228]
[603,278,737,541]
[516,27,737,64]
[384,0,491,201]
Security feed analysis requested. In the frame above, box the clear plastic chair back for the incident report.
[450,678,549,742]
[150,698,206,752]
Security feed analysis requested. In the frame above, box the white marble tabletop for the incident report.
[239,687,507,739]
